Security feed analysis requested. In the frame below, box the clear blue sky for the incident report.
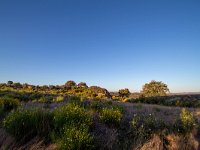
[0,0,200,92]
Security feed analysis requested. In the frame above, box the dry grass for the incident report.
[2,100,200,150]
[0,128,56,150]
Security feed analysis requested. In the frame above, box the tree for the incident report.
[77,82,88,88]
[118,88,130,98]
[65,80,76,88]
[141,80,169,97]
[13,82,22,88]
[7,81,13,85]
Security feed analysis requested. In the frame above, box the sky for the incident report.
[0,0,200,92]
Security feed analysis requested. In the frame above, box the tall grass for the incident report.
[3,108,53,142]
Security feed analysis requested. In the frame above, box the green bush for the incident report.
[54,96,64,102]
[53,103,94,149]
[0,97,20,111]
[180,108,196,131]
[131,114,163,145]
[57,124,94,150]
[173,108,196,134]
[90,101,106,111]
[3,108,53,141]
[99,108,122,126]
[68,96,82,105]
[38,96,53,103]
[53,103,92,133]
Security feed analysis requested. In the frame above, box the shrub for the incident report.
[38,96,53,103]
[52,103,94,149]
[57,124,94,150]
[53,103,92,133]
[175,108,196,134]
[0,97,20,111]
[3,108,53,141]
[105,99,113,105]
[68,96,82,105]
[99,108,122,126]
[131,114,163,145]
[54,96,64,102]
[180,108,195,129]
[90,101,106,111]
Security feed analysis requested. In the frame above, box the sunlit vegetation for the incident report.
[99,107,122,126]
[3,108,53,141]
[0,80,200,149]
[141,80,169,97]
[0,80,111,101]
[1,80,200,108]
[0,97,20,113]
[0,94,199,149]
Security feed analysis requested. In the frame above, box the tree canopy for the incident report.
[65,80,76,88]
[141,80,169,97]
[118,88,130,98]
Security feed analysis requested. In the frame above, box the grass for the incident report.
[99,107,122,126]
[56,124,94,150]
[0,97,20,111]
[128,96,200,108]
[1,97,199,150]
[3,108,53,142]
[53,103,92,133]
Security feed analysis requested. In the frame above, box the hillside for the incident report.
[0,81,200,150]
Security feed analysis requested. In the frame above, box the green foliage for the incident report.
[131,114,164,145]
[54,96,64,102]
[141,80,169,97]
[53,103,92,133]
[68,96,82,105]
[99,108,122,126]
[65,80,76,88]
[174,108,196,134]
[180,108,195,128]
[89,101,105,111]
[0,81,112,101]
[77,82,88,88]
[7,81,13,85]
[3,108,53,141]
[53,103,94,149]
[105,99,113,105]
[38,95,53,103]
[0,97,20,111]
[118,88,130,98]
[57,124,94,150]
[129,95,200,108]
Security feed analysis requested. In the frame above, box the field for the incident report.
[0,82,200,150]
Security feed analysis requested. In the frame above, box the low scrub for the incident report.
[53,103,94,149]
[0,97,20,112]
[53,103,92,134]
[54,96,65,102]
[99,108,122,126]
[56,124,94,150]
[3,108,53,141]
[131,114,164,143]
[68,96,82,105]
[129,96,200,108]
[172,108,196,134]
